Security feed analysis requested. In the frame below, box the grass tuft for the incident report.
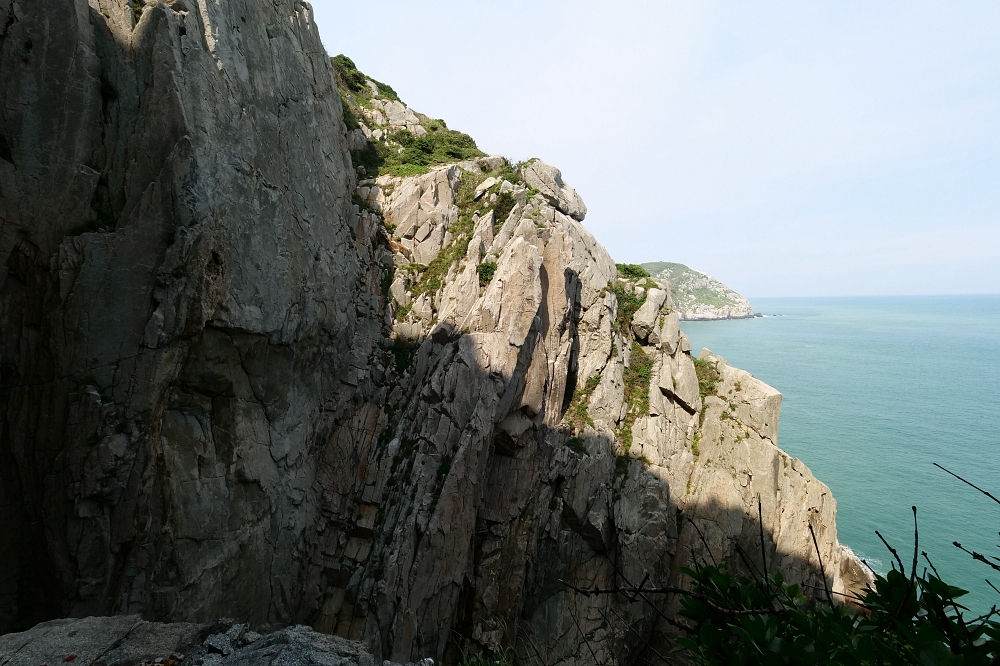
[566,437,587,455]
[613,283,646,331]
[693,357,720,398]
[565,374,602,432]
[618,342,653,456]
[492,191,516,226]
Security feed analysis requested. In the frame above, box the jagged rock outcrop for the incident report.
[1,3,867,665]
[357,159,868,662]
[641,261,757,320]
[519,160,587,221]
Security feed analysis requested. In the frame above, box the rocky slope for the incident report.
[641,262,756,320]
[0,2,867,664]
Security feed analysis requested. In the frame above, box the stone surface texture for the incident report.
[0,2,867,664]
[0,615,377,666]
[0,0,387,635]
[520,160,587,221]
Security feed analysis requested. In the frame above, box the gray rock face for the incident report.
[520,160,587,221]
[0,0,389,633]
[1,2,867,664]
[630,287,668,341]
[0,615,375,666]
[366,159,869,663]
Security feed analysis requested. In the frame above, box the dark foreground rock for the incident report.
[0,616,376,666]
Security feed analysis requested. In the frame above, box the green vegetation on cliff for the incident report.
[332,54,484,177]
[616,263,651,280]
[332,54,399,101]
[679,510,1000,665]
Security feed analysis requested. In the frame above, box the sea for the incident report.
[680,295,1000,614]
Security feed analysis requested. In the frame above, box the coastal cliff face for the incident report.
[0,0,385,632]
[0,1,867,663]
[641,262,756,321]
[356,159,868,662]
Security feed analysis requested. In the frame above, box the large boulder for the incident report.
[520,160,587,220]
[630,287,668,340]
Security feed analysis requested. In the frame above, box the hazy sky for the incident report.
[309,1,1000,297]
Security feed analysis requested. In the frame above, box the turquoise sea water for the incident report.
[681,296,1000,613]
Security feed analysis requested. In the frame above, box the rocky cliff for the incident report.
[641,262,756,320]
[1,0,383,634]
[0,2,867,663]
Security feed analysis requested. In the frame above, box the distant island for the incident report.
[641,261,758,320]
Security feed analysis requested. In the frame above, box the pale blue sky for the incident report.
[309,1,1000,297]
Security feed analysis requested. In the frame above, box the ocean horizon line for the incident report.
[742,292,1000,300]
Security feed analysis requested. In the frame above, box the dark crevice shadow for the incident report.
[326,265,843,665]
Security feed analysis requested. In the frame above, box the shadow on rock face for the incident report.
[1,0,373,636]
[0,3,867,666]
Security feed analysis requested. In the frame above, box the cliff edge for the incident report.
[0,3,867,664]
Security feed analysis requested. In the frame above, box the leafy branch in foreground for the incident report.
[678,505,1000,666]
[561,490,1000,666]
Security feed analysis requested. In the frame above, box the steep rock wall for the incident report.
[0,3,868,664]
[0,0,389,632]
[310,155,870,663]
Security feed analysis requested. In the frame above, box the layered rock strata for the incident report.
[0,2,866,664]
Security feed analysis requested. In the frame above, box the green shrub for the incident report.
[350,144,383,178]
[492,191,516,226]
[618,342,653,454]
[331,54,367,93]
[460,648,513,666]
[477,261,497,286]
[371,78,399,101]
[617,263,650,280]
[565,374,602,432]
[693,357,721,398]
[566,437,587,455]
[407,170,490,298]
[372,128,484,178]
[678,532,1000,665]
[340,93,360,131]
[613,283,646,331]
